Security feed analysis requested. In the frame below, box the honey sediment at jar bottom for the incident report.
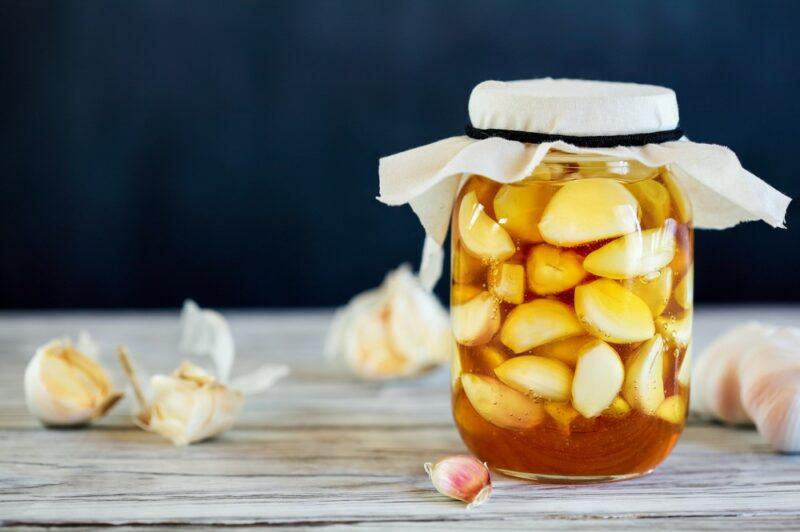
[450,160,693,479]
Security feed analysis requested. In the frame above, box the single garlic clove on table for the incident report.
[25,337,123,426]
[425,455,492,509]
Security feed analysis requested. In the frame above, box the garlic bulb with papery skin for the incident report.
[325,264,452,380]
[25,334,123,426]
[119,301,289,445]
[424,455,492,508]
[738,327,800,453]
[691,321,775,424]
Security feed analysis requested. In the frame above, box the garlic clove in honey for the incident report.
[545,401,580,429]
[738,327,800,453]
[674,267,694,309]
[626,179,671,229]
[461,373,545,430]
[677,342,692,387]
[495,355,573,402]
[458,191,516,261]
[326,264,452,379]
[625,267,673,317]
[656,311,693,348]
[622,334,666,414]
[572,340,625,418]
[452,291,501,346]
[451,283,482,305]
[25,335,123,426]
[480,345,508,369]
[493,183,554,243]
[603,396,632,418]
[574,279,655,344]
[656,396,687,425]
[525,243,586,295]
[500,299,584,353]
[538,178,640,247]
[660,171,693,223]
[424,455,492,509]
[488,262,525,304]
[583,219,677,280]
[530,335,594,367]
[690,321,775,424]
[452,244,486,285]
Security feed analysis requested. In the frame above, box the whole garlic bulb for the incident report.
[25,334,123,426]
[691,321,775,424]
[324,264,452,380]
[738,327,800,453]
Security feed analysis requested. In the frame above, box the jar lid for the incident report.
[468,78,679,137]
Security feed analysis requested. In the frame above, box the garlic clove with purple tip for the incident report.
[424,455,492,509]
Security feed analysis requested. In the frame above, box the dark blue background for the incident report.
[2,0,798,309]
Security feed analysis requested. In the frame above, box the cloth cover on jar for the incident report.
[377,79,791,290]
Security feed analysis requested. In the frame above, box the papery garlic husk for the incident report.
[180,299,235,383]
[738,327,800,453]
[424,455,492,509]
[25,335,123,426]
[324,264,452,380]
[691,322,776,424]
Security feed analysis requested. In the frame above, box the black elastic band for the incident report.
[465,124,684,148]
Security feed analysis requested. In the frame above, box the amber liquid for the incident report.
[451,161,693,481]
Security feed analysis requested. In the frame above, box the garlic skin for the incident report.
[325,265,452,380]
[424,455,492,508]
[25,335,123,426]
[738,327,800,453]
[691,321,775,424]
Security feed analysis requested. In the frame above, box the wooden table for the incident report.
[1,307,799,529]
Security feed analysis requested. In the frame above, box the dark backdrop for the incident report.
[2,0,798,309]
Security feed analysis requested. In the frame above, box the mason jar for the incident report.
[450,152,693,483]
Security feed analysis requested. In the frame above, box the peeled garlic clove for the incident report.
[656,311,692,348]
[583,220,677,280]
[462,177,501,212]
[525,243,586,295]
[572,340,625,418]
[452,283,483,305]
[656,396,687,425]
[452,291,500,346]
[603,396,632,418]
[500,299,584,353]
[626,179,671,229]
[538,178,640,247]
[452,244,486,285]
[676,344,691,389]
[530,335,594,367]
[737,327,800,452]
[488,262,525,304]
[326,265,452,379]
[674,267,693,309]
[458,191,516,261]
[25,337,123,426]
[493,183,554,243]
[451,348,462,391]
[495,356,573,402]
[623,334,666,414]
[461,373,545,430]
[480,345,508,369]
[660,170,693,224]
[545,401,580,428]
[691,321,775,424]
[625,267,673,317]
[424,455,492,509]
[574,279,655,344]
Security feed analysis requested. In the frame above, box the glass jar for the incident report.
[450,152,693,483]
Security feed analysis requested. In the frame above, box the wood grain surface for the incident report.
[1,307,799,530]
